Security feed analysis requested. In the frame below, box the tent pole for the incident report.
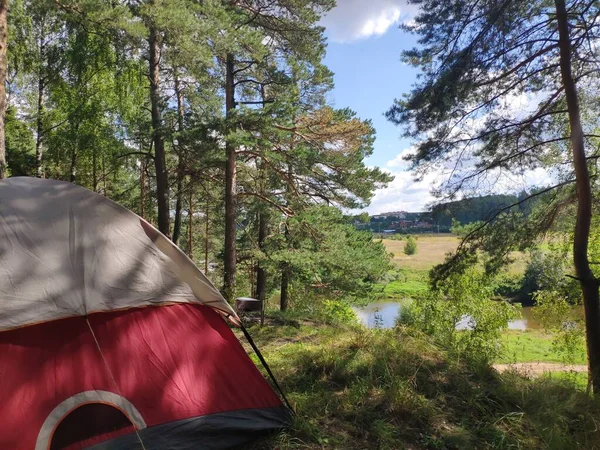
[240,322,295,415]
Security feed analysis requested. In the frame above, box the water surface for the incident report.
[354,302,543,330]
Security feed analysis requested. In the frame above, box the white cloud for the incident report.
[364,154,554,215]
[386,146,415,169]
[321,0,417,43]
[366,169,439,214]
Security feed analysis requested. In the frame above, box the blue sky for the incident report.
[319,0,435,214]
[318,1,553,214]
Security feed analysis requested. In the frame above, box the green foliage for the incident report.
[403,235,417,255]
[410,270,519,361]
[5,107,35,176]
[450,219,482,238]
[245,322,600,449]
[521,249,581,304]
[534,290,585,366]
[267,206,392,303]
[321,299,357,326]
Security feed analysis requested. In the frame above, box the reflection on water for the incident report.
[353,302,403,329]
[354,302,546,330]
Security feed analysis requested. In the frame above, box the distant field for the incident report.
[381,234,460,271]
[381,234,528,275]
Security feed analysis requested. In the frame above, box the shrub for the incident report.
[410,269,519,361]
[321,299,358,325]
[521,249,580,304]
[404,236,417,255]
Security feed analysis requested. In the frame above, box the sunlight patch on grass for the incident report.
[498,330,586,365]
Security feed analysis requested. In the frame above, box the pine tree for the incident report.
[388,0,600,391]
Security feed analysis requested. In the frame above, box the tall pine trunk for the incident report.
[187,189,193,258]
[35,24,45,178]
[280,264,290,312]
[256,211,268,304]
[0,0,8,180]
[555,0,600,393]
[204,195,209,274]
[223,53,237,302]
[140,155,146,219]
[280,217,291,311]
[70,122,79,183]
[149,27,170,237]
[172,72,185,245]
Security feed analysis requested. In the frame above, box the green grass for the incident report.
[498,330,586,365]
[381,268,429,298]
[241,321,600,450]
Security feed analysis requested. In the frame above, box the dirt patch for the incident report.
[493,362,587,376]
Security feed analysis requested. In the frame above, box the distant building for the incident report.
[373,210,407,219]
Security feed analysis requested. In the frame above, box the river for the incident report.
[353,301,543,330]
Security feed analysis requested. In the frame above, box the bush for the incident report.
[321,299,358,325]
[521,249,580,304]
[404,236,417,255]
[410,270,519,361]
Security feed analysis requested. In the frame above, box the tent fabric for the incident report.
[0,177,237,332]
[0,303,287,449]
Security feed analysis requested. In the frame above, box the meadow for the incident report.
[378,235,586,375]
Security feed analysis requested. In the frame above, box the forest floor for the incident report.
[242,321,600,450]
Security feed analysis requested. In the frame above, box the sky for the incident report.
[318,1,554,215]
[319,0,429,214]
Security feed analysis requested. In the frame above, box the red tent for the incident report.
[0,177,290,449]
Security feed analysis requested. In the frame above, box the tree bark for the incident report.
[204,194,209,274]
[172,72,185,245]
[555,0,600,393]
[187,188,193,258]
[140,155,146,219]
[92,146,97,191]
[256,211,268,304]
[0,0,8,179]
[70,122,79,183]
[148,26,170,237]
[280,264,290,312]
[35,23,45,178]
[223,52,237,302]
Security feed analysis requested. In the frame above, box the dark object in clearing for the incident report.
[236,297,263,312]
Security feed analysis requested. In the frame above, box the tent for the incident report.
[0,177,291,450]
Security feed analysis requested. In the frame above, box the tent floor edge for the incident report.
[86,406,292,450]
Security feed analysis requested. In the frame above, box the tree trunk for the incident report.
[35,24,45,178]
[223,52,237,302]
[70,148,77,183]
[280,264,290,312]
[555,0,600,393]
[92,145,97,192]
[70,122,79,183]
[187,188,193,258]
[148,27,170,237]
[140,155,146,219]
[0,0,8,180]
[256,211,268,304]
[102,152,107,195]
[172,72,185,245]
[204,194,209,274]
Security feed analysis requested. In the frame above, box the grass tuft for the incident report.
[242,322,600,449]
